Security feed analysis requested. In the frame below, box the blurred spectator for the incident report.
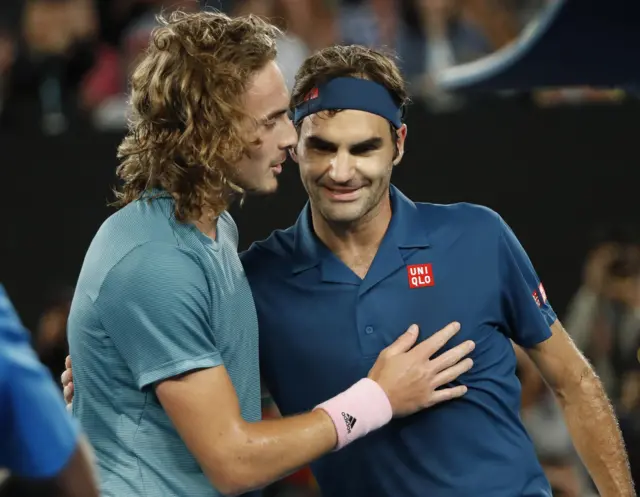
[564,236,640,402]
[0,0,21,117]
[563,230,640,490]
[399,0,521,109]
[2,0,98,133]
[22,0,97,56]
[0,35,15,116]
[81,0,200,129]
[78,0,557,128]
[231,0,316,90]
[0,0,626,128]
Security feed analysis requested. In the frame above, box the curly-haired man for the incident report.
[65,11,473,497]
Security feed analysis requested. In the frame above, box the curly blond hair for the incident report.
[113,10,281,222]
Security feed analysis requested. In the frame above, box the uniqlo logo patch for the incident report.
[538,283,547,303]
[532,290,541,307]
[407,264,434,289]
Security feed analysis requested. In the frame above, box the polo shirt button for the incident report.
[365,326,374,335]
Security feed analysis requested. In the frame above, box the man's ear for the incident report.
[393,124,408,166]
[289,145,300,163]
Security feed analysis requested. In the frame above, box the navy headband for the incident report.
[293,77,403,128]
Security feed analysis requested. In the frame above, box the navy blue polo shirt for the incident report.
[241,185,556,497]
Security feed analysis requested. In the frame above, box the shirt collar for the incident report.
[292,185,431,274]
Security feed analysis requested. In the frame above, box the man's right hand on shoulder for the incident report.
[60,322,473,494]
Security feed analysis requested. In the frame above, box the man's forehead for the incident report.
[301,109,389,141]
[244,61,290,117]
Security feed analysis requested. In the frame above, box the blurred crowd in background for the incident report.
[1,1,638,496]
[520,228,640,497]
[0,0,628,134]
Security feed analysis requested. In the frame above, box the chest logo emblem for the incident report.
[407,263,435,289]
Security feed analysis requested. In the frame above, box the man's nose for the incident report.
[328,152,355,183]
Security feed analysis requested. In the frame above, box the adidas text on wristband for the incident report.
[314,378,393,451]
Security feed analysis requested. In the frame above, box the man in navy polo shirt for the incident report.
[60,43,635,495]
[240,46,635,496]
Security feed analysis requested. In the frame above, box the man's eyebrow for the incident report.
[261,109,288,123]
[349,137,383,152]
[305,135,336,148]
[305,136,384,152]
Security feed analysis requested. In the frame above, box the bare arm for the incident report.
[155,322,474,495]
[526,320,635,496]
[63,323,473,494]
[156,365,336,495]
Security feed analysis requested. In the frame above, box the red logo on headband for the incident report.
[304,88,319,102]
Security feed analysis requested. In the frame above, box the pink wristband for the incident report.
[314,378,393,451]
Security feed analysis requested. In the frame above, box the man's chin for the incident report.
[243,179,280,197]
[317,203,365,225]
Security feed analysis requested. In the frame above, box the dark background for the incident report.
[2,99,638,332]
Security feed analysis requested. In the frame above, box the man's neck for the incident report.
[193,211,220,240]
[191,191,238,240]
[311,196,393,257]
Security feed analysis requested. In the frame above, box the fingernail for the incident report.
[409,324,419,334]
[452,322,461,331]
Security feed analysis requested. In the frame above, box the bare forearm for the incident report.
[557,368,635,496]
[218,409,336,494]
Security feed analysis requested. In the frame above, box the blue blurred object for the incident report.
[0,284,80,479]
[437,0,640,92]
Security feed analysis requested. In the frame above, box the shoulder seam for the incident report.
[93,241,201,304]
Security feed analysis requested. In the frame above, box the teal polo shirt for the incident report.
[241,185,556,497]
[67,193,261,497]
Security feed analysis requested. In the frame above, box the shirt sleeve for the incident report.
[0,285,80,478]
[497,218,557,347]
[95,242,223,390]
